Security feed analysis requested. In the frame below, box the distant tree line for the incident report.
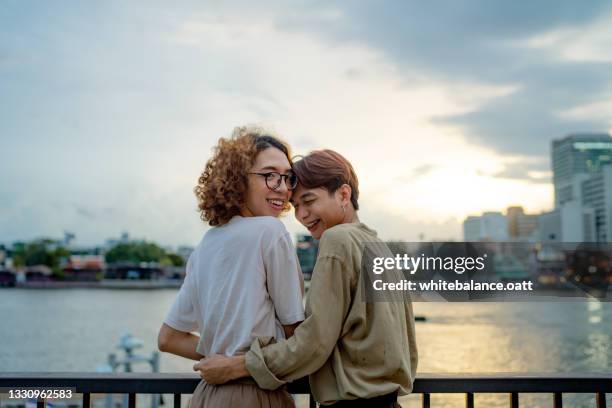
[10,239,185,273]
[11,239,70,276]
[105,241,184,266]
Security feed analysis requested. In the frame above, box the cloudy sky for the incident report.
[2,1,612,247]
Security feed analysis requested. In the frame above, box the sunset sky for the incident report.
[2,1,612,246]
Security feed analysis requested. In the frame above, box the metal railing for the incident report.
[1,372,610,407]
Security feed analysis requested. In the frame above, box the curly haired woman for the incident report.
[157,126,304,408]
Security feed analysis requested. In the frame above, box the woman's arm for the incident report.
[157,323,204,361]
[194,355,248,382]
[282,322,301,338]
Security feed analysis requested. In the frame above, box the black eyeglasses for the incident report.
[249,171,298,191]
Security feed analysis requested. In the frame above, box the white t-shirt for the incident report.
[164,215,305,356]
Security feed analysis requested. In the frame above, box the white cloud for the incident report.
[163,12,544,239]
[1,4,550,245]
[518,13,612,63]
[558,96,612,126]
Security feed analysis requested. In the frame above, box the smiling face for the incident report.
[243,147,292,218]
[291,185,347,239]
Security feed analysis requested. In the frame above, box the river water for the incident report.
[0,289,610,407]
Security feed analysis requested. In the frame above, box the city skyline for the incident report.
[464,133,612,243]
[3,1,612,246]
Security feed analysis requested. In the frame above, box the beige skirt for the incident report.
[189,378,296,408]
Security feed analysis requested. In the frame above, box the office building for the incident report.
[552,133,612,207]
[538,210,561,242]
[581,165,612,242]
[463,212,508,241]
[551,133,612,242]
[507,206,538,241]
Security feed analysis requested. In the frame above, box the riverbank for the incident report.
[2,279,315,290]
[5,280,183,289]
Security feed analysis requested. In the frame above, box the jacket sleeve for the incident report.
[245,254,351,390]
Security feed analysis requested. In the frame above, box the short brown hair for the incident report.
[195,126,292,226]
[292,149,359,210]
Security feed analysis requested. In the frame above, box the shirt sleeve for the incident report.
[264,232,305,325]
[246,254,351,390]
[163,254,199,333]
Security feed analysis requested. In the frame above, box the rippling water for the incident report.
[0,289,610,407]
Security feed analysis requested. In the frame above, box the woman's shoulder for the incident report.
[199,217,291,257]
[226,216,289,241]
[244,215,287,231]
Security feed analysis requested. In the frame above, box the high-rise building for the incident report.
[537,210,561,242]
[551,133,612,242]
[463,212,508,241]
[464,208,542,242]
[552,133,612,207]
[463,216,483,241]
[507,206,538,240]
[464,133,611,243]
[581,165,612,242]
[559,200,596,241]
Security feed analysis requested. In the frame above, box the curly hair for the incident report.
[195,126,292,226]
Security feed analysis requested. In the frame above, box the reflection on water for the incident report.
[411,301,611,374]
[0,289,610,408]
[400,301,612,407]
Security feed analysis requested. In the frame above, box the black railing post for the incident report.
[422,393,431,408]
[510,392,519,408]
[174,393,181,408]
[596,392,606,408]
[553,392,562,408]
[465,392,474,408]
[83,392,91,408]
[129,393,136,408]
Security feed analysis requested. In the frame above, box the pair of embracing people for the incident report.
[157,126,418,408]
